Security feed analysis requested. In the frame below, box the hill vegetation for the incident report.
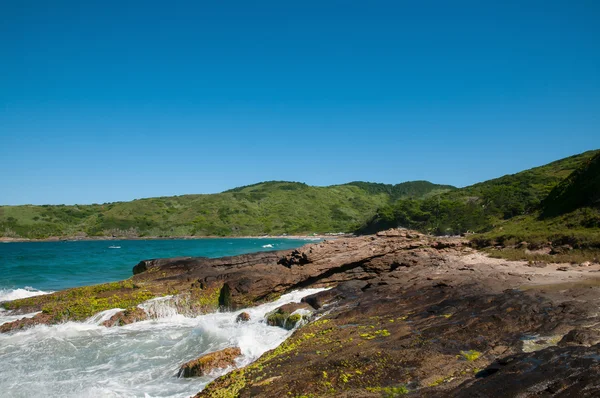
[2,150,599,255]
[358,150,600,238]
[541,152,600,217]
[0,181,453,239]
[471,152,600,257]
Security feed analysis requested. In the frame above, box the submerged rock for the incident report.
[178,347,241,378]
[236,312,251,322]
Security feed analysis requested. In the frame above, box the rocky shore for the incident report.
[2,229,600,397]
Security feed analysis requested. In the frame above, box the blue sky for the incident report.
[1,0,599,205]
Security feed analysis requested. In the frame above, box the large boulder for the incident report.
[178,347,241,378]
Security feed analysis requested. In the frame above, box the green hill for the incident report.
[3,150,599,246]
[343,181,455,200]
[0,181,452,239]
[541,152,600,217]
[471,151,600,255]
[357,150,600,236]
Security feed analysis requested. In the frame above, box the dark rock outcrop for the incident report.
[438,344,600,397]
[558,328,600,347]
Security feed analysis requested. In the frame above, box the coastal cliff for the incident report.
[2,230,600,396]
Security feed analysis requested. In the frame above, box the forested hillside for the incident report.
[358,150,600,236]
[0,181,451,239]
[2,150,598,244]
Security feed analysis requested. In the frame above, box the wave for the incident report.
[0,288,327,397]
[261,244,274,248]
[0,286,52,302]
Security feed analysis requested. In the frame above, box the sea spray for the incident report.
[0,309,41,326]
[0,287,52,302]
[0,287,52,326]
[0,287,327,398]
[138,295,183,319]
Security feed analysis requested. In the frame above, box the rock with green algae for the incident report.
[265,302,313,330]
[178,347,242,378]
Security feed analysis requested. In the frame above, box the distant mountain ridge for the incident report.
[2,150,599,242]
[0,180,453,239]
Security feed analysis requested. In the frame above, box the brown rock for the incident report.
[102,307,148,327]
[178,347,241,378]
[0,313,53,333]
[275,302,313,314]
[236,312,251,322]
[376,228,404,237]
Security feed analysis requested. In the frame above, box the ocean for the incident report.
[0,238,321,398]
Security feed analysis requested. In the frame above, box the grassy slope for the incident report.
[472,152,600,252]
[0,181,452,239]
[541,152,600,217]
[358,150,600,236]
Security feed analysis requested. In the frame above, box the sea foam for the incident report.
[0,288,327,398]
[0,287,52,302]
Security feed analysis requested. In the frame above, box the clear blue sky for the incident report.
[1,0,599,205]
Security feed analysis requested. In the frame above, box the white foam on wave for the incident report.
[261,244,274,248]
[0,287,53,326]
[85,308,126,325]
[0,287,52,302]
[0,309,42,326]
[138,295,182,319]
[0,287,327,398]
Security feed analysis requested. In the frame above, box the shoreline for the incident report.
[0,234,347,243]
[4,230,600,397]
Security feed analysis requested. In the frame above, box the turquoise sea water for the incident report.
[0,238,312,293]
